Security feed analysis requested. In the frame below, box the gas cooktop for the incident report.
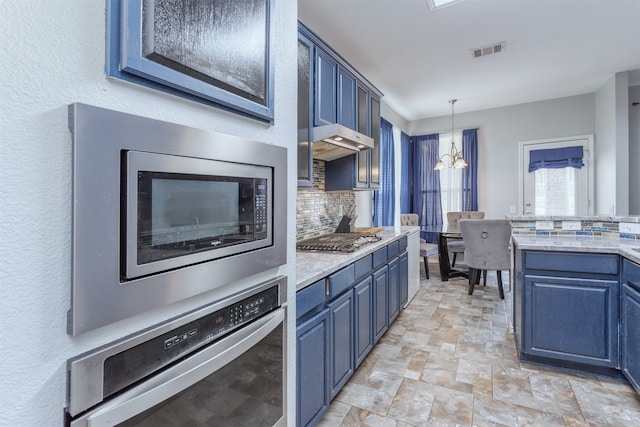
[296,232,381,253]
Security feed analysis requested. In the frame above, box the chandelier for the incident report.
[434,99,468,170]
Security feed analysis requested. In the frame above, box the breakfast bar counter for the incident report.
[512,234,640,265]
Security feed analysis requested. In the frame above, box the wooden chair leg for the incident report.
[423,256,430,279]
[483,270,487,286]
[497,271,505,299]
[451,253,457,267]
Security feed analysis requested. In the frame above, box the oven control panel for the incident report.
[101,283,280,399]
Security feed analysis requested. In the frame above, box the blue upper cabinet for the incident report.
[298,33,314,187]
[337,67,357,130]
[299,20,383,190]
[314,48,337,126]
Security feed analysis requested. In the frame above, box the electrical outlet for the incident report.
[509,205,516,214]
[620,222,640,235]
[562,221,581,231]
[535,220,554,230]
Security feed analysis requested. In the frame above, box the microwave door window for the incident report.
[152,179,240,245]
[137,173,258,266]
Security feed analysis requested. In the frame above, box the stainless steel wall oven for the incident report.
[66,276,287,426]
[68,103,287,335]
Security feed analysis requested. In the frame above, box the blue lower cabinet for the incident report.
[354,276,373,367]
[296,237,410,426]
[523,274,619,368]
[328,290,354,399]
[399,252,409,306]
[622,259,640,393]
[373,266,389,342]
[296,308,330,427]
[388,257,401,322]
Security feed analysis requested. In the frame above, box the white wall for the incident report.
[0,2,298,426]
[595,72,630,215]
[630,85,640,215]
[407,94,596,219]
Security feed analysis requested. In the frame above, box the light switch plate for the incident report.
[562,221,581,231]
[620,222,640,235]
[535,220,554,230]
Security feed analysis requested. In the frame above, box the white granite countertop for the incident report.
[508,215,640,223]
[512,234,640,265]
[296,226,419,292]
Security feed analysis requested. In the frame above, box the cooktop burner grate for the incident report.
[296,233,381,253]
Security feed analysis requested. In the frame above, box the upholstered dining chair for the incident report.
[458,219,512,299]
[446,211,485,267]
[400,214,438,278]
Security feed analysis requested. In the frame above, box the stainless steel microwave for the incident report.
[69,104,287,335]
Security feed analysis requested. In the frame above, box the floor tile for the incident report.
[318,262,640,427]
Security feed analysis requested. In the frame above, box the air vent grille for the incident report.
[472,41,506,58]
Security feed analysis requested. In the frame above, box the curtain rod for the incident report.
[411,126,479,137]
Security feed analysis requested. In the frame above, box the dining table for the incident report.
[421,224,469,281]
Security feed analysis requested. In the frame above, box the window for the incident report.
[439,129,463,224]
[519,135,593,215]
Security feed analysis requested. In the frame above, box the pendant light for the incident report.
[434,99,468,170]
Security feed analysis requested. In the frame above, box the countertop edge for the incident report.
[512,234,640,265]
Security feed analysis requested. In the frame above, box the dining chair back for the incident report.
[400,214,438,278]
[445,211,485,267]
[459,219,511,299]
[446,211,485,231]
[400,213,419,227]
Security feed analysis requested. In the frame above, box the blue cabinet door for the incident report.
[296,308,330,427]
[314,49,336,126]
[297,33,314,187]
[328,290,354,399]
[399,251,409,307]
[354,276,373,367]
[388,258,400,322]
[523,275,619,368]
[622,259,640,393]
[373,266,389,342]
[337,66,356,130]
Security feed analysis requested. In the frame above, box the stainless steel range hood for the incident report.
[312,123,374,161]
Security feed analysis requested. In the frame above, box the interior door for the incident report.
[519,135,593,215]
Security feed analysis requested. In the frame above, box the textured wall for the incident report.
[0,2,298,425]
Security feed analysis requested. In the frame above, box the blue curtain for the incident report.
[461,128,478,211]
[529,146,584,172]
[373,118,395,226]
[411,134,442,243]
[400,131,411,213]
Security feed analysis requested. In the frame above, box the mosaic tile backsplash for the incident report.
[297,160,356,240]
[511,219,638,241]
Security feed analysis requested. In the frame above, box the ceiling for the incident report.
[298,0,640,121]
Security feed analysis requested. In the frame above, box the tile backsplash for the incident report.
[510,219,638,240]
[296,160,355,240]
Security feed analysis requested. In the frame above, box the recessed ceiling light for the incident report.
[427,0,467,10]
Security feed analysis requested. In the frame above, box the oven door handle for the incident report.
[71,308,285,427]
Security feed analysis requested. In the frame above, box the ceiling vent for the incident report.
[472,41,506,58]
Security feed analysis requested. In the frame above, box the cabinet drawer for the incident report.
[387,241,399,259]
[372,247,387,269]
[624,259,640,292]
[354,255,372,280]
[525,251,618,275]
[328,264,355,299]
[398,236,408,252]
[297,279,327,319]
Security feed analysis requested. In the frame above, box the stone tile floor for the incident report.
[317,263,640,426]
